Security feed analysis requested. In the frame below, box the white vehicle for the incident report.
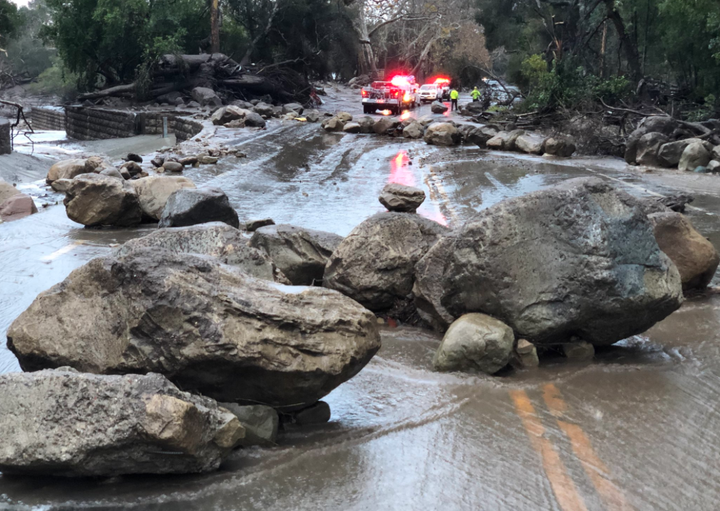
[418,84,439,103]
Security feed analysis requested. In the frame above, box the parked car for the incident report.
[418,84,439,103]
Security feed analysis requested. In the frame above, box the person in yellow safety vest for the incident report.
[471,86,481,102]
[450,88,459,111]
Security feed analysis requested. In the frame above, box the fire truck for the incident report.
[361,75,420,115]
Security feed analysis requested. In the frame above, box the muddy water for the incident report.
[2,115,720,509]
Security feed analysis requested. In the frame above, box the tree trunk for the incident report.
[604,0,641,81]
[350,0,378,78]
[211,0,220,54]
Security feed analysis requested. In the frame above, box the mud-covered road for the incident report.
[2,91,720,510]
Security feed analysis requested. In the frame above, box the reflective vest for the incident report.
[450,90,459,100]
[471,88,481,99]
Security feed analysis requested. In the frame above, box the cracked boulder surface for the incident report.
[0,369,244,477]
[413,177,683,345]
[7,249,381,409]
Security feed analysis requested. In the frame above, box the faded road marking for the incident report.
[41,241,84,262]
[510,389,589,511]
[543,384,633,511]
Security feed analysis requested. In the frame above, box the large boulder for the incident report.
[413,177,683,345]
[46,159,91,186]
[424,122,460,146]
[486,131,510,150]
[283,103,304,115]
[515,133,547,155]
[357,116,375,133]
[211,106,266,128]
[250,224,343,285]
[0,369,244,477]
[649,211,720,290]
[636,132,670,166]
[433,313,514,375]
[431,101,448,114]
[679,141,712,172]
[191,87,222,108]
[116,222,288,283]
[0,193,38,222]
[657,138,706,168]
[64,174,142,227]
[7,249,381,408]
[378,183,426,212]
[253,102,274,117]
[324,213,448,311]
[159,187,240,229]
[130,176,196,221]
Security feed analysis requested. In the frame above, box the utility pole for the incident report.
[211,0,220,54]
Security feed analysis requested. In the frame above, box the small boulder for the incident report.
[0,193,37,222]
[304,109,320,122]
[198,155,219,164]
[221,403,279,446]
[512,339,539,369]
[250,224,343,285]
[243,111,266,128]
[120,161,143,176]
[0,369,243,477]
[402,121,424,139]
[636,132,670,166]
[191,87,222,108]
[126,153,143,163]
[99,167,124,180]
[544,136,576,157]
[47,159,90,186]
[486,131,510,150]
[51,178,73,193]
[433,313,514,375]
[283,103,304,115]
[460,125,497,147]
[563,341,595,360]
[151,155,165,168]
[211,105,246,125]
[515,133,547,155]
[129,176,196,221]
[290,401,331,425]
[322,116,346,132]
[336,112,353,123]
[357,116,376,133]
[378,183,425,212]
[64,174,142,227]
[253,102,274,117]
[246,218,275,232]
[343,122,361,134]
[163,161,184,173]
[159,187,240,228]
[424,122,460,146]
[373,117,399,135]
[679,141,711,171]
[649,211,720,290]
[0,179,20,204]
[431,101,448,114]
[709,160,720,173]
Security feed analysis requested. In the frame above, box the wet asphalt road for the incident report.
[2,95,720,510]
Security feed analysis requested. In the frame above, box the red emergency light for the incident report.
[390,75,415,87]
[433,77,451,85]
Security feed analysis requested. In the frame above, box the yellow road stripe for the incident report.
[510,389,589,511]
[543,384,633,511]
